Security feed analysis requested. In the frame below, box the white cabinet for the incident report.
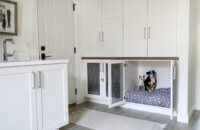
[85,61,126,108]
[0,63,68,130]
[148,0,177,57]
[102,0,123,56]
[79,0,123,57]
[79,0,102,57]
[0,67,37,130]
[108,61,125,108]
[79,0,177,57]
[124,0,148,57]
[36,64,68,130]
[124,0,177,57]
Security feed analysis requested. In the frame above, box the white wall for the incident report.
[188,0,197,117]
[190,0,200,110]
[138,61,171,89]
[0,0,39,61]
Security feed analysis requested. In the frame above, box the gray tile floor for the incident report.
[60,102,200,130]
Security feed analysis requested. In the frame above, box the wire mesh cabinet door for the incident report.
[108,61,125,108]
[87,63,101,96]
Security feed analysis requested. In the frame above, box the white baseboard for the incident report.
[121,103,173,116]
[85,97,175,116]
[85,97,108,105]
[188,106,195,121]
[177,112,189,123]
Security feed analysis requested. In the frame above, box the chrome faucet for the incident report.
[3,38,15,61]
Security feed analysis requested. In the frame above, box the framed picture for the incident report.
[0,0,17,35]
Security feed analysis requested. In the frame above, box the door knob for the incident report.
[41,53,52,60]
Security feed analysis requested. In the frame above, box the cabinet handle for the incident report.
[144,27,147,39]
[37,71,42,88]
[32,72,36,89]
[102,32,104,42]
[148,27,151,39]
[99,32,102,42]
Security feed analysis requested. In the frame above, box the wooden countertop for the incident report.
[82,57,179,60]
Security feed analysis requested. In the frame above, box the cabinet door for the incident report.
[170,60,175,120]
[148,0,177,57]
[36,64,68,130]
[79,0,102,57]
[0,67,37,130]
[108,61,125,108]
[87,63,100,96]
[124,0,148,57]
[102,0,123,57]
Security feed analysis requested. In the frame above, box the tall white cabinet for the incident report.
[124,0,177,57]
[78,0,177,57]
[0,61,69,130]
[102,0,123,56]
[148,0,177,56]
[124,0,148,57]
[79,0,102,57]
[79,0,123,57]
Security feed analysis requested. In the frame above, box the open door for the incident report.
[170,60,176,120]
[108,61,125,108]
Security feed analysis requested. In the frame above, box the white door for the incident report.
[148,0,177,57]
[36,64,68,130]
[124,0,148,57]
[108,61,125,108]
[102,0,123,57]
[37,0,76,104]
[79,0,102,57]
[0,67,37,130]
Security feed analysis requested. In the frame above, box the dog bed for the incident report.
[124,87,171,108]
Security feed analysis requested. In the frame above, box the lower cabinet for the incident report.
[0,64,68,130]
[86,61,125,108]
[36,64,68,130]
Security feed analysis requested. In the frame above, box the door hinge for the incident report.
[74,47,76,54]
[75,88,77,95]
[73,3,76,11]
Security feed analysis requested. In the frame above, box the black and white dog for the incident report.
[144,70,157,92]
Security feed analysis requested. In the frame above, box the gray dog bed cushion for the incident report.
[124,87,171,108]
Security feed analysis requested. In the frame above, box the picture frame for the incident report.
[0,0,17,35]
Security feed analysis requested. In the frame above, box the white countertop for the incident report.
[0,59,69,68]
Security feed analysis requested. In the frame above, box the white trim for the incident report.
[188,106,194,120]
[86,97,176,117]
[121,103,173,116]
[85,97,108,105]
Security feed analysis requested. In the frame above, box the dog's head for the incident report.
[146,70,156,77]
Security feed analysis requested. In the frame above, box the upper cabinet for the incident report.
[79,0,102,57]
[79,0,123,57]
[79,0,177,57]
[124,0,148,57]
[102,0,123,57]
[148,0,177,57]
[124,0,177,57]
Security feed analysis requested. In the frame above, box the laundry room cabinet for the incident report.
[0,61,69,130]
[79,0,123,57]
[124,0,177,57]
[84,61,125,108]
[78,0,177,57]
[83,59,176,119]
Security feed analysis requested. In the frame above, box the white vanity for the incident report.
[0,60,69,130]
